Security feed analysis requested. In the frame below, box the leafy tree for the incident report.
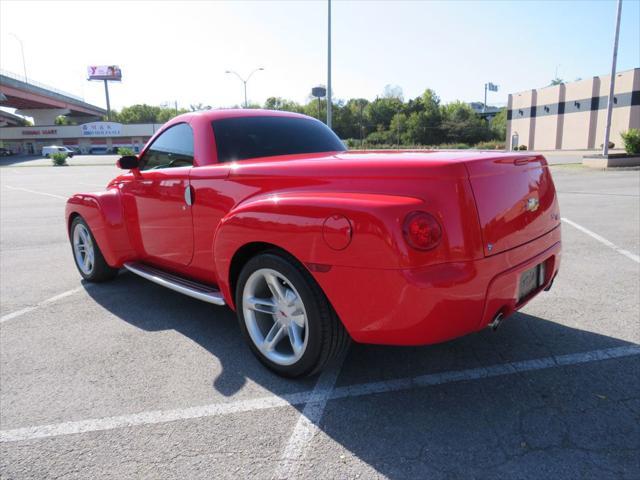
[490,108,507,140]
[549,78,564,86]
[54,116,75,125]
[189,103,212,111]
[440,101,492,144]
[113,104,188,124]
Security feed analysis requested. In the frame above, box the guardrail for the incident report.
[0,69,85,102]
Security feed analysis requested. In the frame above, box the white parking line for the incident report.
[273,351,347,480]
[3,185,67,200]
[562,217,640,264]
[2,344,638,444]
[0,286,88,324]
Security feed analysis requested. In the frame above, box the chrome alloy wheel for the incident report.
[72,223,95,275]
[242,268,309,366]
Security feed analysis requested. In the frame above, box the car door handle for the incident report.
[184,185,194,206]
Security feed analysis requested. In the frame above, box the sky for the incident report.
[1,0,639,112]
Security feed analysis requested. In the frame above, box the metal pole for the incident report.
[483,84,487,113]
[244,81,248,108]
[9,33,27,83]
[175,100,178,115]
[603,0,623,156]
[104,79,111,121]
[327,0,332,129]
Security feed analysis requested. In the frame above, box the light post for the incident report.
[9,33,28,83]
[484,82,498,112]
[603,0,623,156]
[327,0,332,129]
[225,67,264,108]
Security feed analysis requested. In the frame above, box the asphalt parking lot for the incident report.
[1,157,639,479]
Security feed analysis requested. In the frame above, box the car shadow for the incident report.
[84,272,639,479]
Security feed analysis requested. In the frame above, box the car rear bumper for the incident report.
[312,225,561,345]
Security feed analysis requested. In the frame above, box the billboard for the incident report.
[87,65,122,81]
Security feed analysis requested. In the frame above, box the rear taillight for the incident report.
[403,211,442,251]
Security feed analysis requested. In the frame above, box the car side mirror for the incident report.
[117,155,139,170]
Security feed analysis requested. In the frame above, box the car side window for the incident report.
[139,123,194,170]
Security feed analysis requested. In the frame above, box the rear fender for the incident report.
[65,188,135,267]
[213,191,425,306]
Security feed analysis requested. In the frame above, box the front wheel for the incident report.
[236,252,350,377]
[70,216,119,282]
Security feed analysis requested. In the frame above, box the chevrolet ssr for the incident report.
[66,109,561,377]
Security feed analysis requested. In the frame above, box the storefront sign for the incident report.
[21,129,58,136]
[81,122,122,136]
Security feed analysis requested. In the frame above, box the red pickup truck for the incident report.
[66,109,561,377]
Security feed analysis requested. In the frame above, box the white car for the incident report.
[42,146,75,158]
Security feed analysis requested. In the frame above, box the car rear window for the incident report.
[211,116,345,163]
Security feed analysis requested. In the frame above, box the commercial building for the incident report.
[0,122,162,155]
[506,67,639,151]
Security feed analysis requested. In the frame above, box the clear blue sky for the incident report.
[1,0,638,111]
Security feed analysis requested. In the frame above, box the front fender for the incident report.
[65,188,135,267]
[213,191,425,304]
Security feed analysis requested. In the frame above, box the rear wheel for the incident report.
[70,216,119,282]
[235,252,349,377]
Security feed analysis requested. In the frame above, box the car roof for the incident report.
[170,108,314,124]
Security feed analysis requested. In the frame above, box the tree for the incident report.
[549,78,564,86]
[490,108,507,140]
[112,104,188,124]
[440,101,492,144]
[189,103,212,111]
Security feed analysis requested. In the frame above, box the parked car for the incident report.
[0,147,14,156]
[42,145,74,158]
[65,110,562,377]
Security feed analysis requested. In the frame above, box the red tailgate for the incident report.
[465,154,560,257]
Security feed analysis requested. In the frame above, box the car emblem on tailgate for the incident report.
[525,197,540,212]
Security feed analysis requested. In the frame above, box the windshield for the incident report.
[211,116,345,163]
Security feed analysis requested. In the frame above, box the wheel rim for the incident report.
[242,268,309,366]
[72,223,95,275]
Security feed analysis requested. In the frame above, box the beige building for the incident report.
[506,68,639,151]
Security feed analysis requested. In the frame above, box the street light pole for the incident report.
[603,0,623,157]
[9,33,28,83]
[225,68,264,108]
[327,0,332,129]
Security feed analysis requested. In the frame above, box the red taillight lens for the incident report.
[403,211,442,251]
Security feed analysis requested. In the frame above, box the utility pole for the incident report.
[603,0,623,157]
[327,0,332,129]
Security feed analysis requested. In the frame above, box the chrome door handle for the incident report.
[184,185,194,206]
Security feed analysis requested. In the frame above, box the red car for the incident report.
[66,109,561,377]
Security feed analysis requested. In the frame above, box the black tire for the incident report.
[235,251,350,378]
[69,216,119,282]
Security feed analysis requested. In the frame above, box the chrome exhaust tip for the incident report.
[488,312,504,331]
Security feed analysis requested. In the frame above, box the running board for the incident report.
[123,262,226,306]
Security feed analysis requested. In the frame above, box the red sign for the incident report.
[22,129,58,135]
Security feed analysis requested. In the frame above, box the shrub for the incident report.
[518,145,528,151]
[475,140,506,150]
[51,152,68,166]
[599,141,615,149]
[435,143,471,149]
[117,147,136,156]
[620,129,640,155]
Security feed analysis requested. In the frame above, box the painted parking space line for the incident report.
[3,185,67,200]
[0,286,88,324]
[562,217,640,264]
[2,344,638,444]
[273,351,347,480]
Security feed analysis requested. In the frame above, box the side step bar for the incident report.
[123,262,226,306]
